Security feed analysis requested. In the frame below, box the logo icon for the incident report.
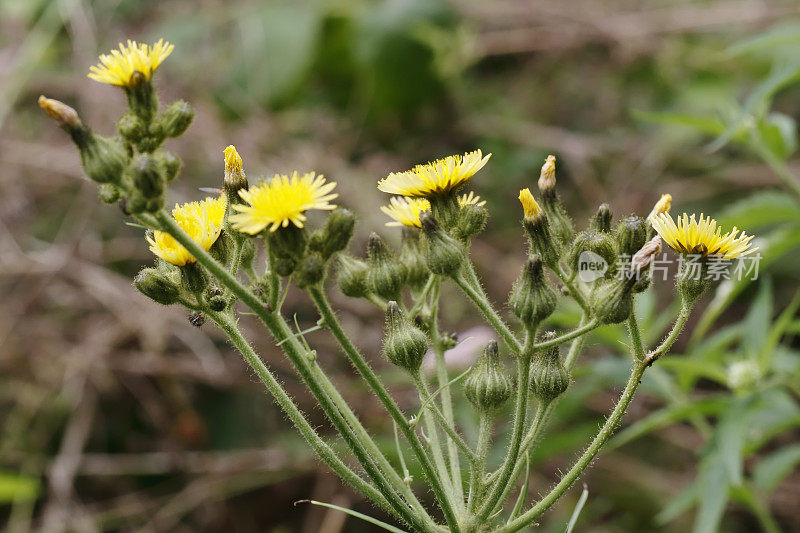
[577,251,608,282]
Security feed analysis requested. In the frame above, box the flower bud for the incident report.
[676,252,710,303]
[420,212,464,277]
[569,231,617,280]
[383,301,428,373]
[455,203,489,240]
[210,230,233,264]
[206,286,228,312]
[159,100,194,138]
[117,113,146,142]
[537,155,557,194]
[337,254,369,298]
[155,150,181,182]
[223,145,248,202]
[269,226,308,277]
[400,229,429,292]
[590,277,635,324]
[129,154,164,198]
[647,194,672,225]
[519,189,559,268]
[630,236,662,275]
[616,216,647,256]
[122,191,147,215]
[180,261,209,295]
[309,208,356,260]
[125,71,158,121]
[464,341,512,412]
[366,233,407,300]
[80,134,128,185]
[295,253,326,289]
[134,267,181,305]
[239,238,256,273]
[98,183,121,204]
[508,254,557,330]
[531,333,570,402]
[38,96,81,130]
[590,203,612,233]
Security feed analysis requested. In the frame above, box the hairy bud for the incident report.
[455,203,489,240]
[464,341,512,412]
[337,254,369,298]
[616,216,647,257]
[366,234,406,300]
[268,226,308,277]
[309,208,355,260]
[569,231,617,280]
[531,333,570,402]
[159,100,194,138]
[155,150,181,182]
[295,253,326,289]
[400,229,429,291]
[180,261,209,295]
[508,254,557,330]
[129,154,164,198]
[223,145,248,201]
[420,212,464,277]
[591,203,613,233]
[590,277,635,324]
[383,302,428,373]
[134,267,181,305]
[206,286,228,312]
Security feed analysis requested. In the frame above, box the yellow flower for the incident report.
[230,172,338,234]
[651,212,757,259]
[381,192,486,227]
[88,39,174,87]
[377,150,491,197]
[647,193,672,223]
[148,196,226,266]
[518,188,542,218]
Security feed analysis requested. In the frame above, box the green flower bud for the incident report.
[590,203,613,233]
[455,203,489,240]
[309,208,355,260]
[420,212,464,277]
[118,113,146,142]
[400,229,429,292]
[239,238,256,273]
[541,192,574,248]
[295,253,326,289]
[145,197,164,213]
[155,150,181,182]
[269,226,308,277]
[509,254,557,330]
[337,254,369,298]
[366,233,406,300]
[206,286,227,312]
[122,191,147,215]
[632,270,651,293]
[134,267,181,305]
[531,333,570,402]
[98,183,121,204]
[383,301,428,373]
[569,231,617,281]
[464,341,512,412]
[616,216,647,256]
[80,134,128,184]
[180,262,209,295]
[159,100,194,138]
[590,277,635,324]
[129,154,164,198]
[210,230,233,264]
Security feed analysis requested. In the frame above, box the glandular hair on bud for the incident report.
[117,113,146,143]
[295,253,326,289]
[159,100,194,138]
[531,333,570,402]
[464,341,512,412]
[455,203,489,240]
[309,208,355,260]
[129,154,164,198]
[568,231,617,280]
[98,183,121,204]
[591,203,613,233]
[206,286,227,312]
[508,254,557,330]
[676,255,710,303]
[616,216,647,257]
[81,135,128,185]
[383,302,428,373]
[134,267,181,305]
[180,261,209,295]
[337,254,369,298]
[366,233,407,300]
[269,225,308,277]
[590,277,635,324]
[420,212,464,277]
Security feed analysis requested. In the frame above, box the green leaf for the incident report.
[726,23,800,58]
[0,472,39,503]
[632,109,727,137]
[565,483,589,533]
[759,289,800,371]
[755,112,798,160]
[294,500,407,533]
[742,279,773,360]
[753,444,800,494]
[716,190,800,230]
[694,459,730,533]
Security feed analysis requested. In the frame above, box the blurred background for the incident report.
[2,0,800,531]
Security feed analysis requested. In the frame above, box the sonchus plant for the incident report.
[40,41,760,532]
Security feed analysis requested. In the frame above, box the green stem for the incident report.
[207,311,394,514]
[150,211,434,532]
[646,300,693,365]
[476,349,532,519]
[453,269,523,355]
[430,278,466,504]
[467,413,493,512]
[533,319,599,351]
[307,284,463,532]
[497,361,647,533]
[555,265,591,313]
[627,312,645,361]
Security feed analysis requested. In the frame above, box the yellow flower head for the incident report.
[147,196,226,266]
[647,193,672,223]
[88,39,174,87]
[651,212,757,259]
[381,192,486,227]
[377,150,491,197]
[518,188,542,218]
[223,145,247,190]
[230,172,338,234]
